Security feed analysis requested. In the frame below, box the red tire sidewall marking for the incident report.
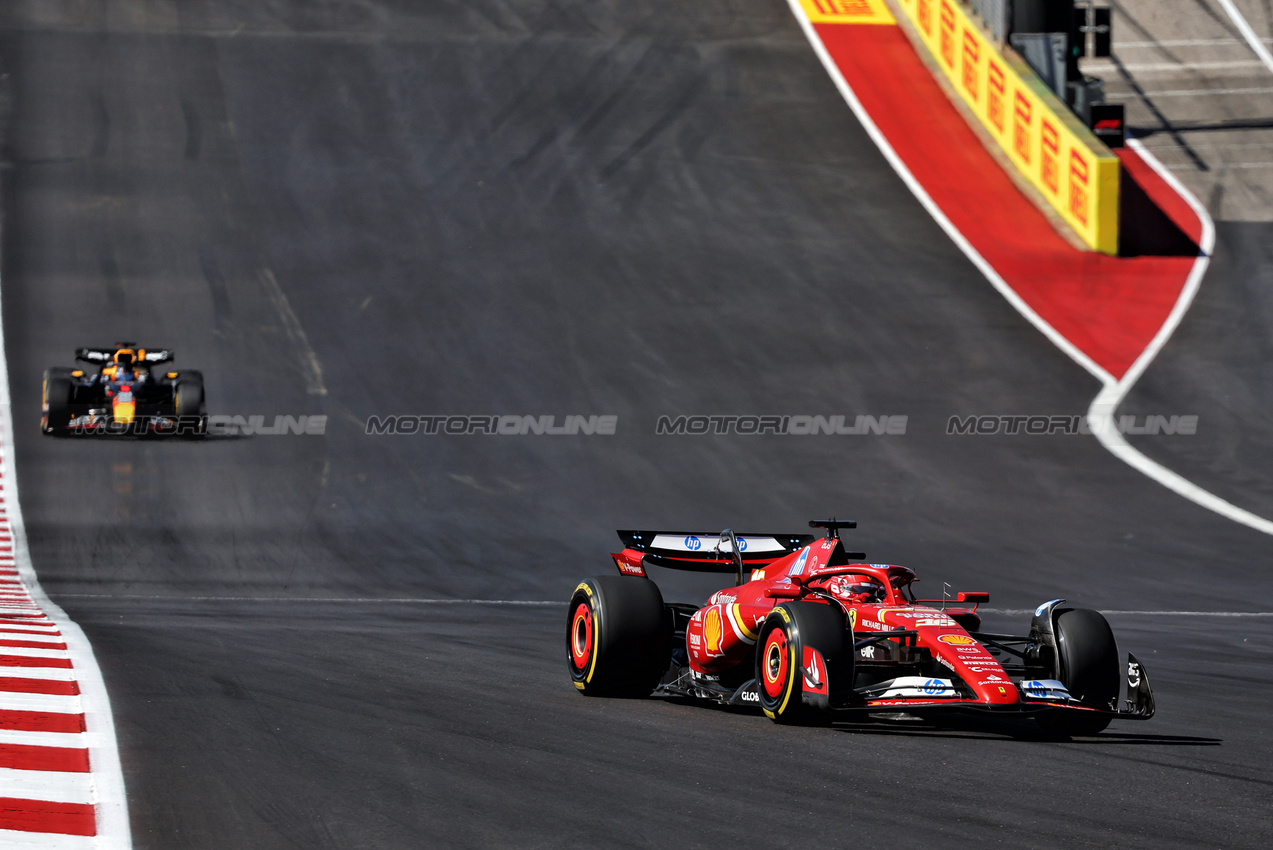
[762,627,789,698]
[570,602,593,672]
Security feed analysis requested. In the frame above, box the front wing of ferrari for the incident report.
[657,651,1155,723]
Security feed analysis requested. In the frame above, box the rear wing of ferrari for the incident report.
[615,529,815,573]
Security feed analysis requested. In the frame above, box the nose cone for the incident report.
[113,399,136,424]
[984,681,1020,704]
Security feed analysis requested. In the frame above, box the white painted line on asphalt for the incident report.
[1088,140,1273,537]
[1086,59,1271,71]
[1217,0,1273,77]
[1103,610,1273,616]
[259,268,328,396]
[1145,141,1273,151]
[55,594,568,605]
[1114,38,1273,48]
[1165,161,1273,170]
[0,767,95,805]
[42,597,1273,617]
[1106,86,1273,97]
[983,608,1273,616]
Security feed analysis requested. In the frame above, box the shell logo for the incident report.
[938,634,978,646]
[705,607,723,653]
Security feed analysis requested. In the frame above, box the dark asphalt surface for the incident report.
[1122,221,1273,520]
[0,1,1270,847]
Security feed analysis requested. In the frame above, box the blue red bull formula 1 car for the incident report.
[567,520,1154,735]
[42,343,207,436]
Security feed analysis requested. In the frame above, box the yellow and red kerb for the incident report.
[796,0,895,26]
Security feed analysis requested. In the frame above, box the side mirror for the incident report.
[957,592,990,604]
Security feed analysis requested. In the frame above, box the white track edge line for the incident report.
[788,3,1273,537]
[981,608,1273,616]
[42,597,1273,616]
[54,595,568,605]
[0,254,131,844]
[1087,140,1273,536]
[1216,0,1273,76]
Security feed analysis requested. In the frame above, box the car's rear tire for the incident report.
[1036,607,1119,737]
[174,372,207,437]
[41,369,74,435]
[756,601,850,725]
[567,576,670,697]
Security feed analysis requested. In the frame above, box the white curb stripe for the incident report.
[0,830,98,850]
[0,768,96,806]
[0,668,79,681]
[0,693,85,714]
[0,634,68,644]
[0,651,73,661]
[0,730,88,748]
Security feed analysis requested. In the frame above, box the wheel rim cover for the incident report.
[570,604,593,670]
[762,629,789,698]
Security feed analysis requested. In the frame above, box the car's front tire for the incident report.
[1036,607,1120,737]
[756,601,850,725]
[567,576,669,697]
[41,369,74,435]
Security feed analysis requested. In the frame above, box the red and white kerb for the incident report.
[0,428,132,846]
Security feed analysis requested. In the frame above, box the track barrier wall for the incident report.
[797,0,898,25]
[800,0,1121,254]
[895,0,1120,253]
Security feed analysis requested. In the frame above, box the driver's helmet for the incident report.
[832,574,886,603]
[112,350,136,381]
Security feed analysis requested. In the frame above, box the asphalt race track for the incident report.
[1,1,1271,847]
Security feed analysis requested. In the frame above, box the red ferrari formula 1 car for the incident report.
[567,520,1154,735]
